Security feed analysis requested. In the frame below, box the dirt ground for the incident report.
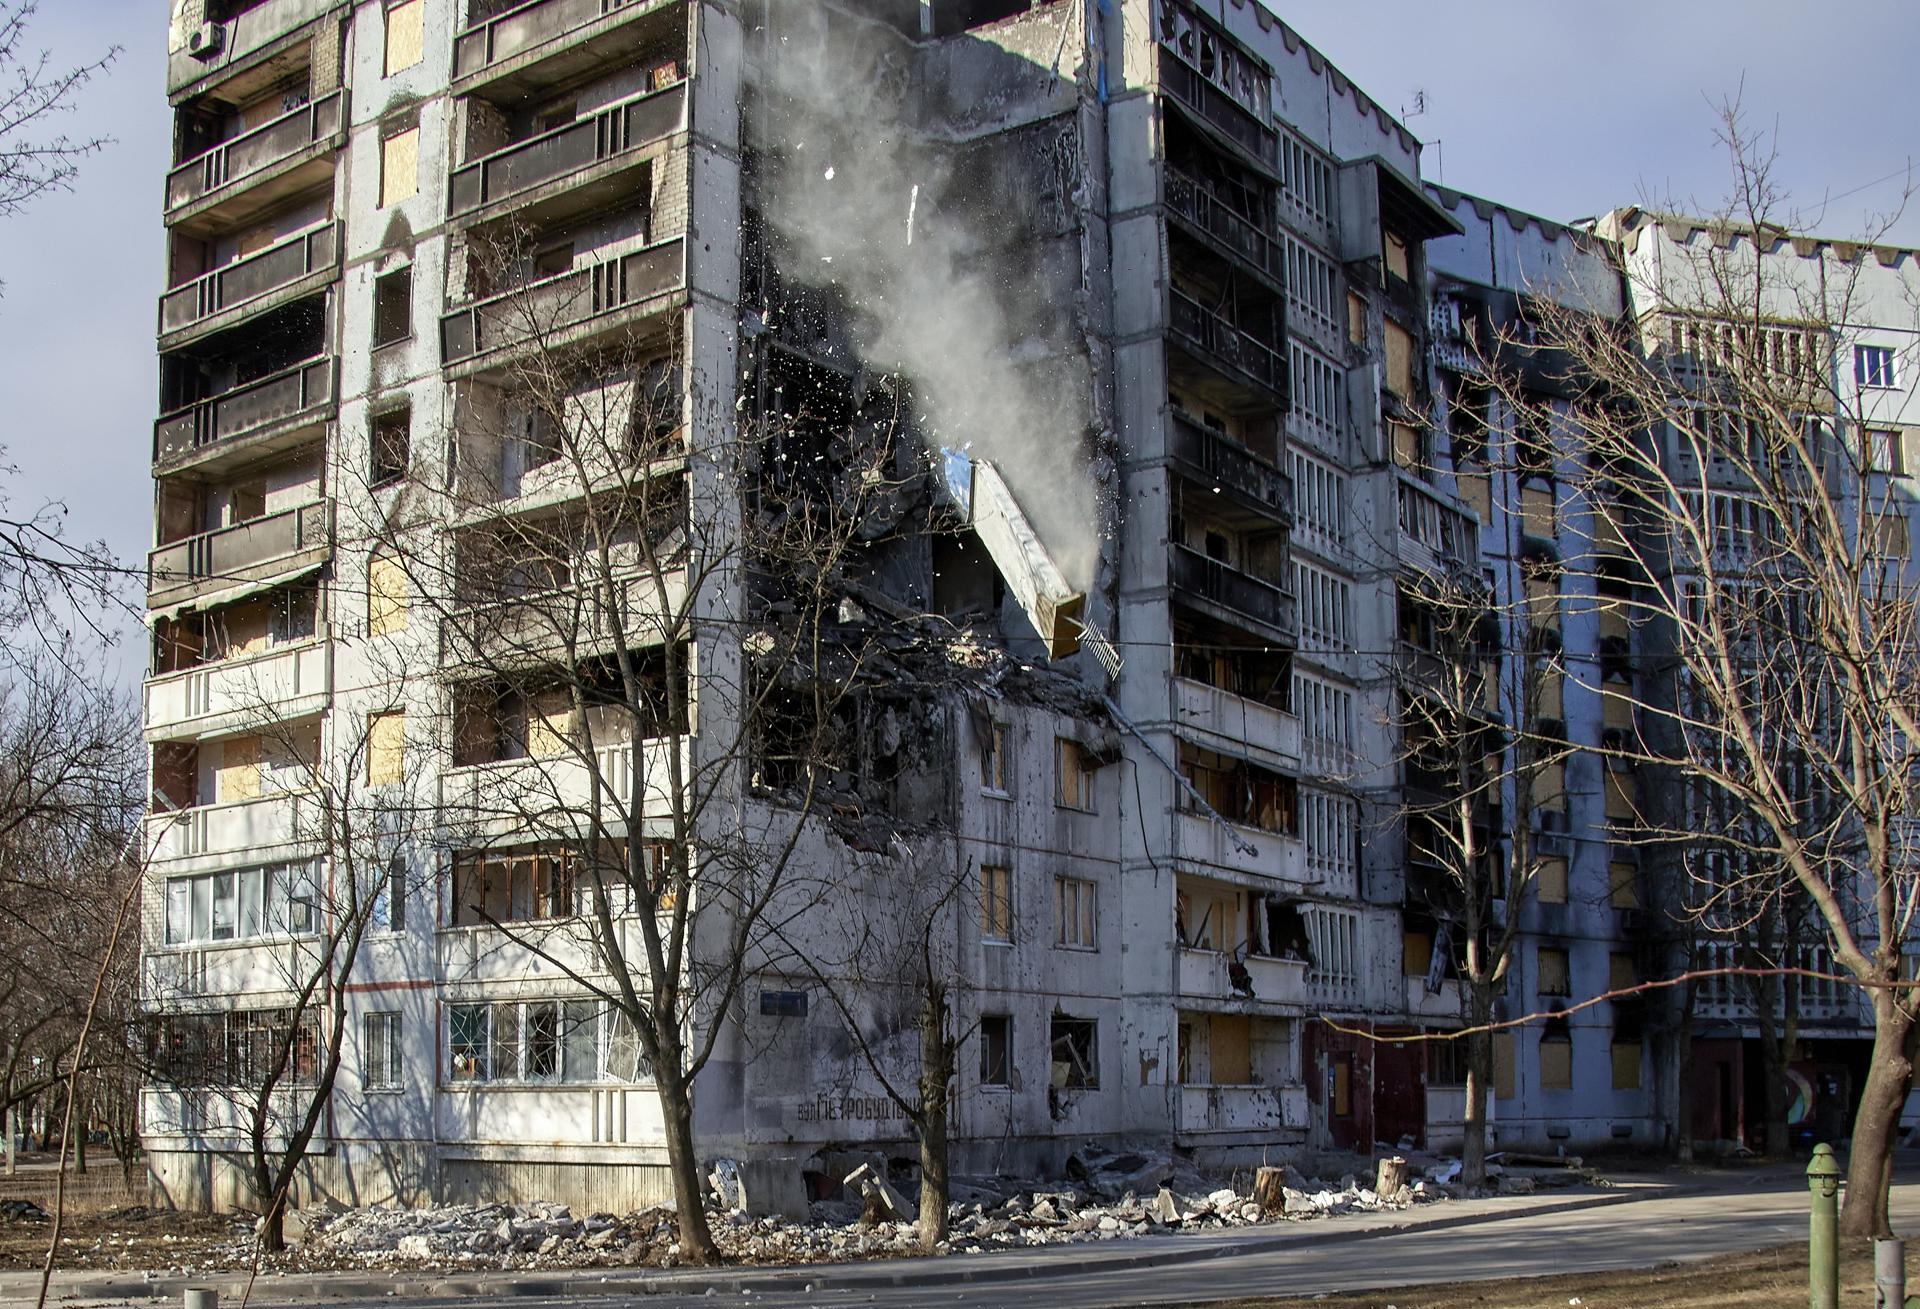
[1205,1241,1888,1308]
[0,1206,246,1272]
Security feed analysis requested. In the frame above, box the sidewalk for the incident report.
[10,1172,1730,1306]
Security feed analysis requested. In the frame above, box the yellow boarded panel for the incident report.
[1611,1041,1642,1090]
[368,551,409,636]
[381,127,419,207]
[1536,856,1568,904]
[1493,1032,1515,1100]
[1540,1038,1572,1090]
[367,711,404,785]
[385,0,424,76]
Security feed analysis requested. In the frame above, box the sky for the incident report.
[0,0,1914,678]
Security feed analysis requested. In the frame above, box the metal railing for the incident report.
[455,0,649,81]
[1159,51,1277,170]
[1169,289,1286,396]
[154,356,335,463]
[440,237,685,364]
[165,90,344,213]
[1170,543,1296,634]
[1169,411,1292,516]
[1164,168,1275,277]
[449,81,686,216]
[148,500,331,601]
[159,222,340,336]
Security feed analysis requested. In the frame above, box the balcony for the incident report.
[145,791,316,866]
[1174,810,1306,886]
[1164,169,1276,281]
[1170,544,1296,640]
[165,90,345,232]
[1158,50,1277,174]
[453,0,682,100]
[438,736,689,835]
[1172,677,1300,771]
[1405,975,1464,1022]
[167,0,347,96]
[160,222,340,345]
[1175,1083,1307,1136]
[450,81,687,225]
[1169,412,1292,520]
[149,501,332,608]
[1169,289,1286,399]
[1177,948,1308,1008]
[141,1085,321,1148]
[145,640,330,742]
[441,567,688,665]
[440,237,686,370]
[154,356,335,472]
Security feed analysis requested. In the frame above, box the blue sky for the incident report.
[0,0,1913,672]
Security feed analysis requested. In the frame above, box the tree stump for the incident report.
[1252,1165,1287,1213]
[1374,1155,1409,1199]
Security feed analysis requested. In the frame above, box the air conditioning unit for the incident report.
[188,21,226,60]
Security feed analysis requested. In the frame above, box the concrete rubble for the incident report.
[232,1151,1465,1273]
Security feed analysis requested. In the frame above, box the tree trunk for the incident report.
[1673,997,1696,1164]
[259,1194,287,1253]
[657,1071,719,1263]
[1839,995,1915,1239]
[1461,1027,1491,1189]
[916,991,953,1250]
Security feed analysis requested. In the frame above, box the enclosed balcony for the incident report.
[1154,0,1277,175]
[155,356,335,472]
[165,89,344,233]
[453,0,688,101]
[440,236,686,370]
[148,500,332,610]
[1172,675,1300,773]
[145,790,317,865]
[156,297,334,474]
[160,221,340,346]
[1169,287,1286,401]
[439,735,689,838]
[1170,544,1295,642]
[450,81,687,227]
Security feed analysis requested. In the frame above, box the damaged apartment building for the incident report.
[140,0,1655,1214]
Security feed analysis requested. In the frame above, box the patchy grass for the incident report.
[0,1206,245,1271]
[1201,1241,1888,1308]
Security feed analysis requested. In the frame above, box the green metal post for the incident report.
[1808,1143,1842,1309]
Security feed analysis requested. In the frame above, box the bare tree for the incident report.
[1500,105,1920,1234]
[379,223,928,1262]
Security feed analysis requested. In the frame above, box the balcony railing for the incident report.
[165,90,344,216]
[1176,1083,1307,1135]
[145,791,316,863]
[149,501,332,604]
[450,81,686,217]
[1170,543,1295,635]
[1173,810,1306,884]
[438,736,688,831]
[160,222,340,338]
[1169,289,1286,397]
[154,356,335,465]
[1164,169,1276,278]
[145,640,330,738]
[441,237,686,365]
[1171,677,1300,768]
[455,0,656,84]
[1169,411,1292,517]
[1177,948,1308,1006]
[1159,50,1277,171]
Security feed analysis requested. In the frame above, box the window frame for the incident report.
[1054,738,1095,811]
[1856,343,1897,390]
[363,1010,403,1091]
[372,265,413,349]
[979,863,1014,944]
[978,719,1009,795]
[978,1013,1012,1087]
[1049,1015,1099,1090]
[371,403,411,486]
[1053,875,1098,951]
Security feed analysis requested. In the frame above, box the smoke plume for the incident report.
[751,2,1102,591]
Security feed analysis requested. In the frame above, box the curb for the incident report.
[25,1184,1678,1304]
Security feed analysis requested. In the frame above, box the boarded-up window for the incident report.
[1540,1035,1573,1089]
[1606,772,1634,822]
[1458,469,1491,523]
[1403,926,1434,978]
[1384,321,1414,398]
[1210,1014,1252,1084]
[1392,421,1421,469]
[384,0,425,76]
[524,689,577,758]
[1609,952,1638,994]
[1056,738,1094,810]
[1610,860,1640,908]
[1539,671,1565,720]
[368,549,408,636]
[1537,946,1570,996]
[217,734,261,801]
[1492,1031,1515,1100]
[367,710,404,785]
[980,864,1013,942]
[1347,292,1366,345]
[1536,759,1566,806]
[380,124,419,207]
[1602,691,1633,732]
[1525,573,1559,629]
[1384,230,1410,281]
[1521,484,1557,540]
[1611,1040,1642,1090]
[1536,856,1568,904]
[1330,1054,1352,1116]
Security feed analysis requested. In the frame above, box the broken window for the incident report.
[163,862,317,945]
[373,265,412,347]
[1053,876,1097,950]
[979,864,1013,943]
[978,719,1009,794]
[1537,946,1570,997]
[451,847,577,927]
[1177,743,1295,834]
[449,999,649,1084]
[371,404,410,486]
[979,1014,1011,1087]
[1426,1038,1466,1087]
[1055,738,1095,811]
[1049,1016,1098,1090]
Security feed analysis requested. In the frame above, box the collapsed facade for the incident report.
[138,0,1919,1214]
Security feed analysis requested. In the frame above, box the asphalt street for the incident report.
[49,1175,1911,1309]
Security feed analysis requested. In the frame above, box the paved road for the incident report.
[95,1176,1909,1309]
